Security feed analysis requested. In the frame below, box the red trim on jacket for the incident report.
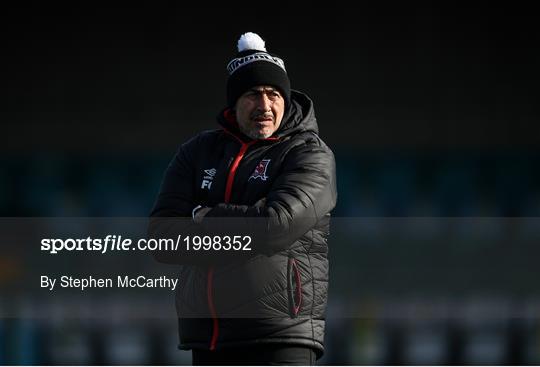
[207,267,219,350]
[291,259,302,316]
[224,141,255,203]
[207,109,280,351]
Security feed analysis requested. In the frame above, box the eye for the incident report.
[268,91,281,100]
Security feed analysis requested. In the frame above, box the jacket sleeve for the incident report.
[201,139,337,255]
[150,139,197,218]
[148,136,203,265]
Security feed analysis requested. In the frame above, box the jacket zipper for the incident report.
[224,141,255,202]
[207,139,255,350]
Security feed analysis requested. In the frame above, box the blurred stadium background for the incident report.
[2,4,539,365]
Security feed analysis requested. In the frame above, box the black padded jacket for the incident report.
[150,90,337,358]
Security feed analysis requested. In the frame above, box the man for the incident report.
[150,32,337,365]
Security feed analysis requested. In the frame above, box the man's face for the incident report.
[235,85,285,140]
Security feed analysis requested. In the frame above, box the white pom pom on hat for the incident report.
[237,32,267,52]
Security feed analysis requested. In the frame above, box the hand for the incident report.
[192,205,212,224]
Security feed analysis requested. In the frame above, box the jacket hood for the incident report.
[217,90,319,141]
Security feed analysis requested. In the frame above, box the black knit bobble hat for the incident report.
[226,32,291,108]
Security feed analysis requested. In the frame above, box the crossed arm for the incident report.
[149,137,337,265]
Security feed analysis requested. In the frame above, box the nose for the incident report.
[257,93,272,111]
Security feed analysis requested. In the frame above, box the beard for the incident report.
[239,123,274,140]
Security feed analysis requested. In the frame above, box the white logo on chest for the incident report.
[201,168,216,189]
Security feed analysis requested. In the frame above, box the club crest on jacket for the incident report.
[249,159,271,181]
